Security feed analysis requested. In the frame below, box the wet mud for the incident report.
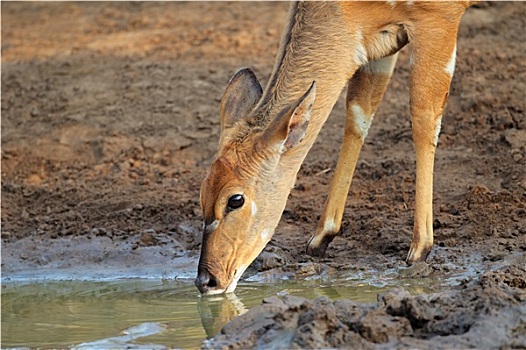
[1,2,525,348]
[203,257,526,349]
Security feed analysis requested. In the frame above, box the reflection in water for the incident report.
[1,280,206,349]
[197,293,248,337]
[2,272,455,349]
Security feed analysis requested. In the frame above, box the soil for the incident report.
[1,1,525,348]
[204,257,526,349]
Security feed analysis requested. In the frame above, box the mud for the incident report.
[203,257,526,349]
[1,1,525,348]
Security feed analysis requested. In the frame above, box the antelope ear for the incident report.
[220,68,263,133]
[259,82,316,153]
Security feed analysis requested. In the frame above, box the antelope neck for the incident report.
[253,2,358,164]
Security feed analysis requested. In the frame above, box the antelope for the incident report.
[195,1,475,294]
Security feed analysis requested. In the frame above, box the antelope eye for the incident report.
[227,194,245,211]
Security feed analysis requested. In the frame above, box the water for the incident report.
[1,274,441,350]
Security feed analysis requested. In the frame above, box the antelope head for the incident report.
[195,68,316,294]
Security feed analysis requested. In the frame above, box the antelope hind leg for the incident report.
[406,22,460,263]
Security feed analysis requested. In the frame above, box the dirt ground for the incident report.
[1,1,525,348]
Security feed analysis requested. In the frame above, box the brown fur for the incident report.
[196,1,475,294]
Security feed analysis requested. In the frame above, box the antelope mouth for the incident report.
[224,265,248,294]
[202,287,227,296]
[196,266,248,295]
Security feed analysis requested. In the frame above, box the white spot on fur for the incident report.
[351,104,373,140]
[409,50,415,67]
[387,0,396,8]
[406,0,414,5]
[354,29,368,66]
[205,219,219,234]
[434,116,443,146]
[323,218,337,233]
[445,44,457,76]
[277,139,286,154]
[225,265,247,293]
[203,288,225,296]
[251,201,257,216]
[261,228,271,241]
[366,57,395,74]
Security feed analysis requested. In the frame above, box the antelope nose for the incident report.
[195,269,219,294]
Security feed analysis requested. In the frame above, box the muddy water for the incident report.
[1,273,450,349]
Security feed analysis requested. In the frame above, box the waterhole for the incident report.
[2,270,460,349]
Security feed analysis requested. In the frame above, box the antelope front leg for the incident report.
[407,29,459,263]
[307,54,398,257]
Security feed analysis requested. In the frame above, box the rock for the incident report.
[334,299,368,332]
[252,251,286,271]
[358,311,412,343]
[378,288,412,315]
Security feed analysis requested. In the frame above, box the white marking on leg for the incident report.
[323,218,337,233]
[354,29,368,66]
[445,44,457,76]
[351,104,373,141]
[386,0,396,8]
[433,116,443,147]
[251,201,257,216]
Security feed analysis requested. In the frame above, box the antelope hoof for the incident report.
[306,234,334,258]
[406,244,432,265]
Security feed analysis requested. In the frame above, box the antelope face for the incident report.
[196,144,277,294]
[195,68,315,294]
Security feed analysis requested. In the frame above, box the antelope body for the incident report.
[196,1,474,294]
